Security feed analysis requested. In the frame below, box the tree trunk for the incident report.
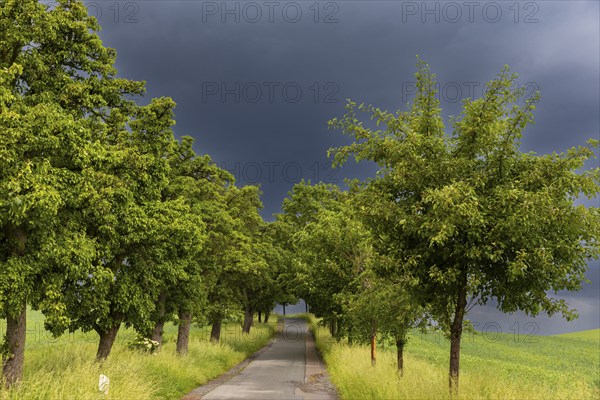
[396,337,405,377]
[2,225,27,387]
[347,324,354,345]
[258,310,262,323]
[151,321,165,345]
[283,304,286,316]
[347,325,353,346]
[96,323,121,361]
[242,306,254,334]
[151,292,167,346]
[2,301,27,388]
[264,311,270,324]
[329,320,337,336]
[449,272,468,393]
[176,310,192,356]
[210,316,222,343]
[332,319,338,337]
[370,327,377,366]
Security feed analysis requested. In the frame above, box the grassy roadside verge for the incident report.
[0,310,276,399]
[308,315,599,400]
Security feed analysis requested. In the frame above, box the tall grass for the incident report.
[310,317,599,400]
[0,311,276,400]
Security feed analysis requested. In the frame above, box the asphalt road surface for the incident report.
[199,318,336,400]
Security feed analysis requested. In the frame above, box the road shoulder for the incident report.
[295,325,339,400]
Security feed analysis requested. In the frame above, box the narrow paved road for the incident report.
[199,318,336,400]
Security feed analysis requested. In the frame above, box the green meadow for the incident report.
[0,310,276,399]
[311,317,599,400]
[556,328,600,341]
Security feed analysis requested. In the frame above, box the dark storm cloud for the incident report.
[90,0,599,334]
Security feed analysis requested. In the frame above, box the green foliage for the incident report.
[341,269,427,346]
[330,60,599,324]
[2,0,597,394]
[0,0,147,367]
[142,135,235,338]
[0,1,279,383]
[278,182,347,329]
[280,179,426,349]
[327,57,599,389]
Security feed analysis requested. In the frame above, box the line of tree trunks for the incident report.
[2,300,27,388]
[449,271,468,393]
[176,310,192,356]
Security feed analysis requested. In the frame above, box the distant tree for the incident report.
[288,185,426,371]
[251,221,296,325]
[278,181,347,334]
[206,186,267,338]
[203,184,248,343]
[329,59,600,392]
[342,266,427,374]
[229,186,269,334]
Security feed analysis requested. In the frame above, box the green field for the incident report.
[311,318,600,400]
[0,310,276,399]
[555,328,600,341]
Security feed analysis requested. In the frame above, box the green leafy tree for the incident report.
[278,181,346,332]
[230,186,269,334]
[288,185,425,371]
[156,136,233,355]
[206,185,267,339]
[57,97,207,360]
[340,182,430,373]
[259,220,298,323]
[204,188,244,343]
[0,0,143,384]
[329,59,600,392]
[341,264,427,374]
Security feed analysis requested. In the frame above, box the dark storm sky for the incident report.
[89,0,599,334]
